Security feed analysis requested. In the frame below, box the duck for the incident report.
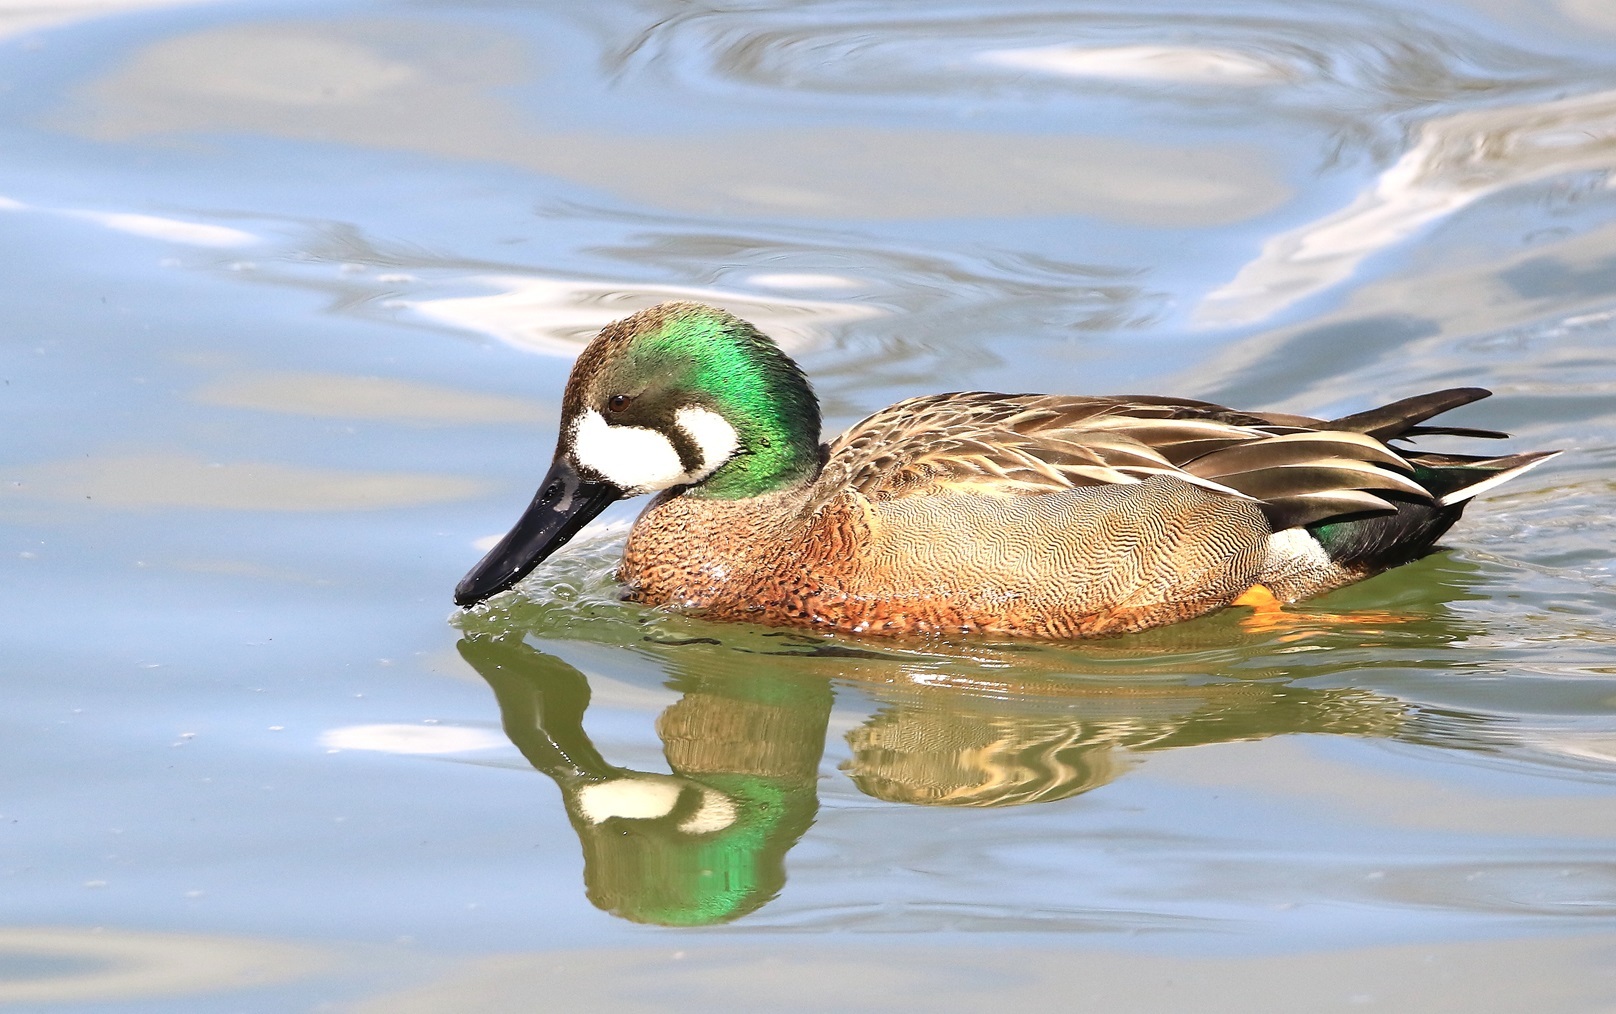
[455,301,1559,639]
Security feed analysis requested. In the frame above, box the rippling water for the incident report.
[4,0,1615,1010]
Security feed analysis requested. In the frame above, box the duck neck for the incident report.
[697,398,821,499]
[685,332,822,501]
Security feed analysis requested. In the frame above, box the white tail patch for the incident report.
[1266,527,1331,570]
[1438,451,1563,506]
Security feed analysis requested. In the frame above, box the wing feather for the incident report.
[822,392,1446,528]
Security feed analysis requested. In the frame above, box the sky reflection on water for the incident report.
[2,0,1615,1010]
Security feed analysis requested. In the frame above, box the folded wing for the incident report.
[823,389,1505,530]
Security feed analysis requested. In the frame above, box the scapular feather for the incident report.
[825,388,1547,548]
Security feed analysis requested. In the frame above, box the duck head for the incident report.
[455,301,822,607]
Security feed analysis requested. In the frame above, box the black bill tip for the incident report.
[455,457,622,608]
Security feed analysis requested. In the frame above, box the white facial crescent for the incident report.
[570,406,739,493]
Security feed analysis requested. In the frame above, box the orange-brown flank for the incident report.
[621,474,1271,638]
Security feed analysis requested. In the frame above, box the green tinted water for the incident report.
[3,0,1615,1010]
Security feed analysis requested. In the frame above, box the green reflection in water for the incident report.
[459,635,829,927]
[456,536,1508,925]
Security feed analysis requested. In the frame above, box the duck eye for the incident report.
[606,394,633,413]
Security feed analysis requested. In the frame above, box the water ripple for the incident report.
[1369,861,1616,918]
[1201,88,1616,325]
[609,2,1583,132]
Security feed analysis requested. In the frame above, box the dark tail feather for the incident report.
[1309,450,1561,569]
[1422,450,1563,505]
[1400,424,1509,440]
[1309,497,1464,571]
[1329,388,1492,442]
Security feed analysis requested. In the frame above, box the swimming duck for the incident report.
[455,302,1558,638]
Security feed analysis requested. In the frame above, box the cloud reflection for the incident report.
[194,372,550,424]
[56,20,1289,226]
[406,276,881,357]
[0,0,217,43]
[320,723,507,755]
[0,195,256,247]
[2,453,486,512]
[979,44,1289,85]
[1200,88,1616,326]
[0,926,324,1005]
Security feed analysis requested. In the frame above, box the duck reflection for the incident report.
[843,681,1403,807]
[457,634,830,926]
[457,629,1422,925]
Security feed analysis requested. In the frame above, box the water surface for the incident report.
[3,0,1615,1010]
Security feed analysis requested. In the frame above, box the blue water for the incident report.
[3,0,1615,1010]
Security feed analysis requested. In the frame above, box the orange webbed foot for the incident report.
[1232,584,1413,640]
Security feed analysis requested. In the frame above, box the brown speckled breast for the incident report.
[619,474,1270,639]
